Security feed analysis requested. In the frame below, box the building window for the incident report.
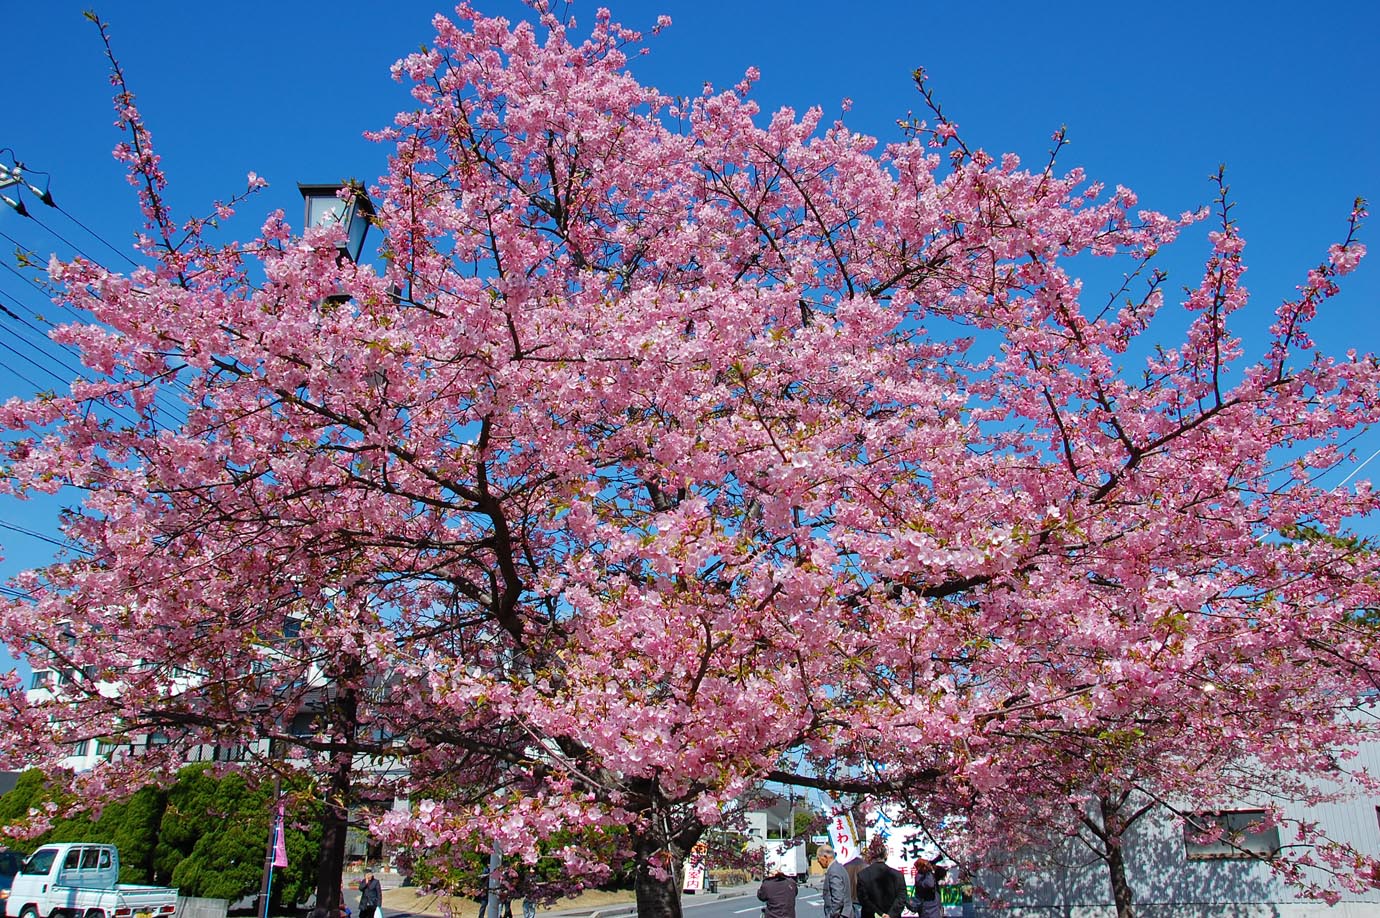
[29,670,53,690]
[1184,810,1280,860]
[212,743,252,762]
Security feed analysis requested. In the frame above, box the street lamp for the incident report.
[298,183,375,264]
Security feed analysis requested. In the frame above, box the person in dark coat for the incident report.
[357,870,383,918]
[844,856,864,918]
[909,859,946,918]
[855,840,905,918]
[757,867,799,918]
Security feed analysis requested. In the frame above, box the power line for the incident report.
[20,210,108,270]
[0,359,46,394]
[53,203,141,270]
[0,335,80,389]
[0,292,93,379]
[0,279,193,431]
[0,520,92,556]
[0,235,91,326]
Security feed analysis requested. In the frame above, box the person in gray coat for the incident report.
[816,845,851,918]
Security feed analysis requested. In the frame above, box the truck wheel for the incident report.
[19,906,37,918]
[85,909,106,918]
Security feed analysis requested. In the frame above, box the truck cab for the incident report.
[8,844,178,918]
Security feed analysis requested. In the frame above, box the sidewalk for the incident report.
[377,882,757,918]
[550,882,756,918]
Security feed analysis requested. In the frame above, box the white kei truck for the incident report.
[763,840,809,881]
[7,843,178,918]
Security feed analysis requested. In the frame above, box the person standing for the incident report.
[909,860,945,918]
[844,856,864,918]
[856,840,905,918]
[816,845,850,918]
[357,870,383,918]
[757,866,799,918]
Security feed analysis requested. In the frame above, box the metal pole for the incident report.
[484,840,503,918]
[258,777,283,918]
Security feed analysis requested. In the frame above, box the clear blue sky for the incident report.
[1,1,1378,652]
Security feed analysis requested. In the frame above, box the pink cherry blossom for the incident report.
[1,8,1378,918]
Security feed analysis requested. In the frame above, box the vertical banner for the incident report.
[682,843,708,892]
[272,800,289,868]
[825,802,863,864]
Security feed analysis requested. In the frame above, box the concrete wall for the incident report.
[178,897,229,918]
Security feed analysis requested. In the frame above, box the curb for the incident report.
[577,886,754,918]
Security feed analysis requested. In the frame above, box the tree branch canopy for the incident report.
[2,6,1379,915]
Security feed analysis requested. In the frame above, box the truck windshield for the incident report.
[21,849,57,875]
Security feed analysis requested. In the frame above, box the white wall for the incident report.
[975,741,1380,916]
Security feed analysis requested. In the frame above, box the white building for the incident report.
[973,741,1380,917]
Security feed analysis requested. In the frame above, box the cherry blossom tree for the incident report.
[3,5,1380,918]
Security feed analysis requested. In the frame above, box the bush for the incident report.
[710,869,750,888]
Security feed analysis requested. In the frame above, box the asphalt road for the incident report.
[679,884,822,918]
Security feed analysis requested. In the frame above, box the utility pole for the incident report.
[0,155,55,217]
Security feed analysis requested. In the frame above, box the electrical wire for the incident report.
[0,336,79,389]
[0,298,92,379]
[0,359,46,393]
[0,280,193,430]
[0,241,90,326]
[11,211,109,272]
[54,203,141,270]
[1339,445,1380,488]
[0,521,92,555]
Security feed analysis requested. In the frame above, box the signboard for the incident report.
[864,805,970,915]
[682,843,708,893]
[825,805,863,864]
[865,803,938,881]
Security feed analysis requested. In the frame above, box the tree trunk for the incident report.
[633,857,682,918]
[632,834,684,918]
[314,680,360,918]
[1106,840,1134,918]
[314,752,353,918]
[1098,795,1135,918]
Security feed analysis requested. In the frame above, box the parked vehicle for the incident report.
[764,841,809,882]
[8,843,178,918]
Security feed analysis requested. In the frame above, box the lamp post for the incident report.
[257,197,373,918]
[298,183,375,264]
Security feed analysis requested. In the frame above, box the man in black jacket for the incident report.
[855,841,905,918]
